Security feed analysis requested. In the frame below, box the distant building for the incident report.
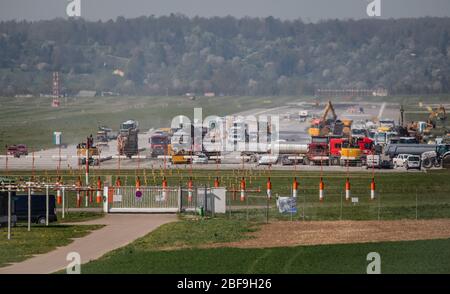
[204,92,216,97]
[77,90,98,97]
[373,88,388,97]
[113,69,125,77]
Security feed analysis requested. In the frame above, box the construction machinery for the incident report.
[308,101,338,137]
[427,105,447,129]
[77,136,100,165]
[421,144,450,169]
[304,136,330,165]
[117,120,139,158]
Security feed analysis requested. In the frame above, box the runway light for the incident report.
[319,177,325,202]
[96,177,102,203]
[345,178,351,201]
[293,178,298,198]
[162,177,168,200]
[56,177,62,205]
[76,176,82,208]
[266,177,272,199]
[371,178,376,200]
[188,178,193,203]
[240,177,246,202]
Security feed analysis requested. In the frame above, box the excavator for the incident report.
[426,105,447,129]
[308,101,339,137]
[401,104,447,141]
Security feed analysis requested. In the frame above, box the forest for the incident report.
[0,15,449,96]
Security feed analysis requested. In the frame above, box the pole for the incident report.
[378,189,381,221]
[62,186,65,219]
[415,188,418,220]
[266,196,269,224]
[7,190,11,240]
[46,185,49,226]
[27,186,31,231]
[303,188,306,221]
[340,191,343,221]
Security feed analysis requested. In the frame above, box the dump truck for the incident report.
[117,120,139,158]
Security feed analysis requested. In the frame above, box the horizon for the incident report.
[0,0,449,22]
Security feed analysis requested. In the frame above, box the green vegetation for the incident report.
[56,211,104,223]
[1,17,450,96]
[131,218,257,250]
[79,218,450,274]
[0,225,102,268]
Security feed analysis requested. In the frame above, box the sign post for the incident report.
[27,186,31,231]
[46,185,49,226]
[7,190,11,240]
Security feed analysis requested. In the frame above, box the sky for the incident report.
[0,0,450,22]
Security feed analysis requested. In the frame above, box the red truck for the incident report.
[304,136,330,165]
[150,133,170,158]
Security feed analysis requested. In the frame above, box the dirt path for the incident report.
[208,219,450,249]
[0,214,177,274]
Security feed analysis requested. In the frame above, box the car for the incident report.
[192,153,208,164]
[281,155,301,166]
[393,154,412,168]
[258,155,279,166]
[13,195,57,224]
[405,155,421,170]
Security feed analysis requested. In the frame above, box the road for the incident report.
[0,214,177,274]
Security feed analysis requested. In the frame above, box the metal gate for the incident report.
[108,186,181,213]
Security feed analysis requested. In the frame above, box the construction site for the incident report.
[1,1,450,280]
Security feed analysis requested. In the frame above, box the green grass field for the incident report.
[0,224,102,268]
[78,218,450,274]
[3,169,450,221]
[0,95,303,149]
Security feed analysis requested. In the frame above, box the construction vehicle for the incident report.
[304,136,330,165]
[150,132,170,158]
[77,136,100,165]
[329,137,373,166]
[426,105,447,129]
[384,144,437,159]
[308,101,338,137]
[421,144,450,169]
[117,120,139,158]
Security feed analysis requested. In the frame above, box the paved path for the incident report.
[0,214,177,274]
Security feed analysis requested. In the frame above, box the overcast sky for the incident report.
[1,0,450,22]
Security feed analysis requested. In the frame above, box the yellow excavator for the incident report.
[426,105,447,129]
[308,101,338,136]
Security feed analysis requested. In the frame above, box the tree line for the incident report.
[0,15,449,96]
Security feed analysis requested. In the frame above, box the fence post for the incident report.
[303,188,306,221]
[178,186,182,213]
[7,190,11,240]
[46,185,49,226]
[62,187,65,219]
[378,188,381,221]
[204,185,207,216]
[415,188,418,220]
[211,188,215,218]
[27,186,31,231]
